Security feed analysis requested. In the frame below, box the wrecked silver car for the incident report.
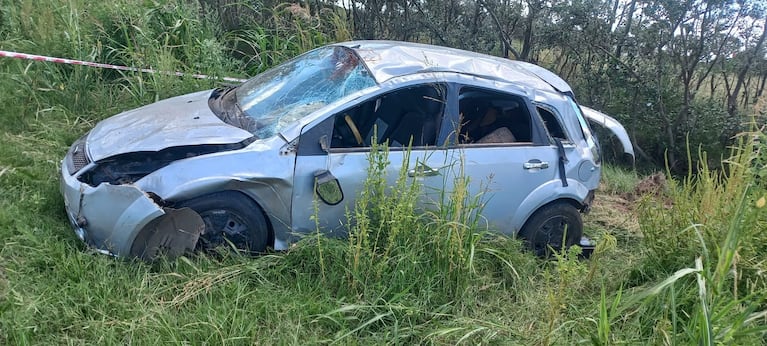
[60,41,634,259]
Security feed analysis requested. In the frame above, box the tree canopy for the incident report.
[135,0,767,169]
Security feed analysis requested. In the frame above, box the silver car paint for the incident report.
[288,76,455,238]
[289,74,595,237]
[87,90,252,161]
[60,40,633,257]
[292,144,453,238]
[343,41,560,92]
[134,136,297,250]
[61,162,166,256]
[61,136,296,255]
[581,106,635,159]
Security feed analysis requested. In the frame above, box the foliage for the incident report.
[334,0,767,171]
[4,0,766,170]
[600,164,640,195]
[601,126,767,344]
[0,0,766,344]
[200,0,350,75]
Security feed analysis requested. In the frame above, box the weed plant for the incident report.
[0,0,766,344]
[600,125,767,344]
[600,164,640,195]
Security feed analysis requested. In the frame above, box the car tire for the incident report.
[519,201,582,256]
[177,191,270,254]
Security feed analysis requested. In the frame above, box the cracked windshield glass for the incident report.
[235,46,376,139]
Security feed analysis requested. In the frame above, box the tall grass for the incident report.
[216,1,350,75]
[590,124,767,344]
[279,142,517,343]
[600,164,640,195]
[0,0,766,344]
[341,141,485,302]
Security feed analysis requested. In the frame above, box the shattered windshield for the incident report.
[235,46,377,139]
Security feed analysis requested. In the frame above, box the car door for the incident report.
[290,83,450,238]
[443,85,561,235]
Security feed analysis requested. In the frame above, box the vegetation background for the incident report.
[0,0,766,344]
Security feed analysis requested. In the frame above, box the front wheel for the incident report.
[519,201,583,256]
[177,191,270,254]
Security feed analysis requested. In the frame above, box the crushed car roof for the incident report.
[337,40,573,93]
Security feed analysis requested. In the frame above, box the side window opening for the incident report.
[536,105,569,142]
[330,84,445,149]
[457,87,532,145]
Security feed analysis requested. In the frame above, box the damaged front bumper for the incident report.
[60,162,203,259]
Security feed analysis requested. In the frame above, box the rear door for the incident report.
[443,86,560,234]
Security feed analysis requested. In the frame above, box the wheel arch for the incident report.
[518,198,584,256]
[179,189,276,250]
[518,198,583,232]
[155,177,291,250]
[510,178,588,235]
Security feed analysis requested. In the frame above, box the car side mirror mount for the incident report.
[319,135,330,152]
[314,170,343,205]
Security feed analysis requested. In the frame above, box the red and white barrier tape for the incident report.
[0,50,248,83]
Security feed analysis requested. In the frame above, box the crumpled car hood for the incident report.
[86,90,254,162]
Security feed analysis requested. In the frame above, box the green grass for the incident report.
[600,164,641,195]
[1,0,766,344]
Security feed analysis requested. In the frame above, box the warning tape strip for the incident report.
[0,50,248,83]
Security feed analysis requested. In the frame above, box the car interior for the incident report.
[330,84,446,149]
[457,88,533,145]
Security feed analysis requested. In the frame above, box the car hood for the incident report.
[86,90,254,162]
[581,106,635,160]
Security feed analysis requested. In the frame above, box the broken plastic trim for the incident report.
[578,236,595,259]
[128,207,204,261]
[65,134,91,175]
[555,138,569,187]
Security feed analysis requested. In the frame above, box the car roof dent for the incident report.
[338,41,569,92]
[512,61,573,93]
[581,106,635,159]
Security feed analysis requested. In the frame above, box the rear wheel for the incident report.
[519,201,582,256]
[177,191,270,254]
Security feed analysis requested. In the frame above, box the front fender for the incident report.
[134,143,297,250]
[510,178,591,234]
[140,175,293,251]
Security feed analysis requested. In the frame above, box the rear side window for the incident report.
[568,97,601,163]
[536,105,569,141]
[456,87,533,145]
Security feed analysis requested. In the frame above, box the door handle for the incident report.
[523,160,549,170]
[408,166,441,177]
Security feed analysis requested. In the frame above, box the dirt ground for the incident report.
[585,173,668,239]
